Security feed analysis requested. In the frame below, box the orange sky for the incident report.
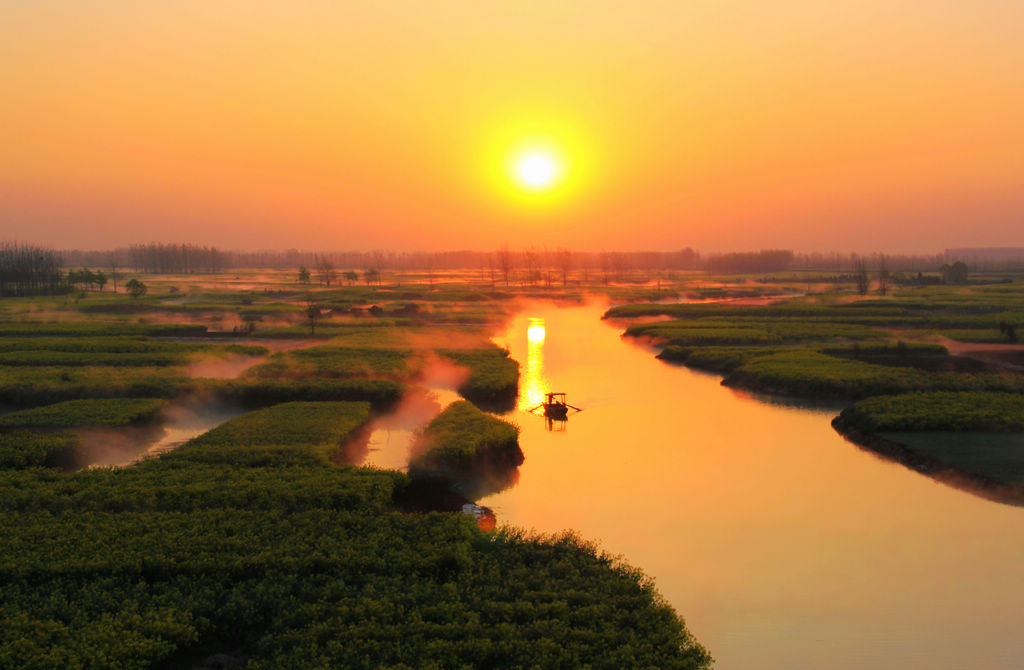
[1,1,1021,252]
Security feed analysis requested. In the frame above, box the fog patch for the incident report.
[76,394,244,468]
[187,353,267,379]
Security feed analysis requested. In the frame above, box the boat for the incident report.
[530,392,582,419]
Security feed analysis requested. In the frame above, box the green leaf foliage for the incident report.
[0,431,79,470]
[439,345,520,403]
[0,398,710,669]
[0,398,166,429]
[725,351,1024,400]
[169,401,371,465]
[840,392,1024,432]
[409,401,523,483]
[244,346,418,381]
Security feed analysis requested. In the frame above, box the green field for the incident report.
[0,397,708,668]
[0,269,710,668]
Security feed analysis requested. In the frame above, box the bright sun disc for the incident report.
[515,152,559,190]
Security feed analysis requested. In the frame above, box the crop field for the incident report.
[839,392,1024,433]
[0,398,166,429]
[244,346,420,381]
[409,400,523,483]
[439,344,521,405]
[0,269,714,668]
[0,391,706,669]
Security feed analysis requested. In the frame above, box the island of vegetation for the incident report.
[606,252,1024,505]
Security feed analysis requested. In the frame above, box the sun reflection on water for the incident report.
[520,317,548,410]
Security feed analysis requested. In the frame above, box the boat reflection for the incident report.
[545,417,566,432]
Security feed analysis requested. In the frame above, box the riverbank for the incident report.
[831,414,1024,507]
[609,280,1024,503]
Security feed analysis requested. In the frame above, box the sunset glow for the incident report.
[514,152,560,191]
[1,1,1022,251]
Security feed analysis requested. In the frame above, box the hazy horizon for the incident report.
[3,1,1022,252]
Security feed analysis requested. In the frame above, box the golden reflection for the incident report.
[519,317,549,410]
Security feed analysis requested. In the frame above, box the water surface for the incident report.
[481,300,1024,670]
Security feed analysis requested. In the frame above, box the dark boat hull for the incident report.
[543,404,568,419]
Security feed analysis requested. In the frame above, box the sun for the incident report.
[513,151,561,191]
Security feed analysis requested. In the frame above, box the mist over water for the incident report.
[358,358,466,471]
[79,396,244,468]
[481,300,1024,670]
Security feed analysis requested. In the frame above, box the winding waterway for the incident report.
[480,300,1024,670]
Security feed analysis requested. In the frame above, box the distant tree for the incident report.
[599,252,611,285]
[522,247,539,285]
[878,255,889,296]
[304,297,322,336]
[363,267,380,286]
[951,260,969,284]
[343,270,359,286]
[497,245,513,286]
[315,256,335,287]
[298,266,311,284]
[554,248,572,287]
[125,278,147,299]
[854,259,869,295]
[95,271,108,292]
[108,251,120,293]
[940,261,968,285]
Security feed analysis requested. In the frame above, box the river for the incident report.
[477,300,1024,670]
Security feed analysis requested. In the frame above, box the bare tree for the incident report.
[523,246,539,285]
[553,248,572,287]
[304,296,322,335]
[108,251,120,293]
[315,256,336,287]
[497,245,513,287]
[854,258,869,295]
[599,252,611,285]
[878,255,889,296]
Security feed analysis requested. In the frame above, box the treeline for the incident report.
[706,250,794,273]
[0,242,64,296]
[126,243,226,274]
[64,246,705,273]
[56,244,1024,276]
